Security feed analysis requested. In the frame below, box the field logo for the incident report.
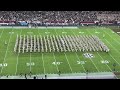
[83,53,94,58]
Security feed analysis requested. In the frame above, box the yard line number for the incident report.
[52,62,63,65]
[101,60,109,64]
[77,61,86,64]
[0,63,7,67]
[26,62,35,66]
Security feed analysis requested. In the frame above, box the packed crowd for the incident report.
[0,11,120,25]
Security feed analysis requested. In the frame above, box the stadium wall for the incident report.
[0,26,78,29]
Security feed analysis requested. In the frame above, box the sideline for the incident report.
[0,72,116,79]
[0,26,78,29]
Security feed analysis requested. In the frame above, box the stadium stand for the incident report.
[0,11,120,26]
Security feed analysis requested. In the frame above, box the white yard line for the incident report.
[53,53,59,72]
[15,29,23,75]
[88,28,113,72]
[38,29,46,74]
[46,28,59,73]
[30,53,32,72]
[15,53,19,75]
[82,29,100,72]
[0,28,13,74]
[64,29,86,73]
[42,53,45,74]
[46,29,59,72]
[29,29,32,72]
[64,52,73,73]
[75,52,86,73]
[105,39,120,66]
[97,52,112,72]
[103,29,120,45]
[103,30,120,53]
[69,29,86,73]
[70,29,99,72]
[54,28,73,73]
[93,28,120,68]
[88,55,100,72]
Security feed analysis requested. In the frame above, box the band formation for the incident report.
[14,35,109,53]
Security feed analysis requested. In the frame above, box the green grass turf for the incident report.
[0,27,120,76]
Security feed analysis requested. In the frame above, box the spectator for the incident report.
[0,11,120,26]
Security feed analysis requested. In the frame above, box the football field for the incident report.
[0,26,120,76]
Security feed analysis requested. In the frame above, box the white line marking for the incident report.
[103,29,120,45]
[15,53,19,75]
[38,28,46,74]
[69,29,87,72]
[105,39,120,66]
[103,30,120,66]
[75,52,86,73]
[29,29,32,73]
[88,54,99,72]
[71,29,99,72]
[0,29,13,74]
[53,53,59,72]
[64,52,73,73]
[54,28,73,73]
[84,29,100,72]
[15,29,23,75]
[97,52,112,72]
[30,53,32,71]
[89,28,113,72]
[42,53,45,74]
[94,28,120,68]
